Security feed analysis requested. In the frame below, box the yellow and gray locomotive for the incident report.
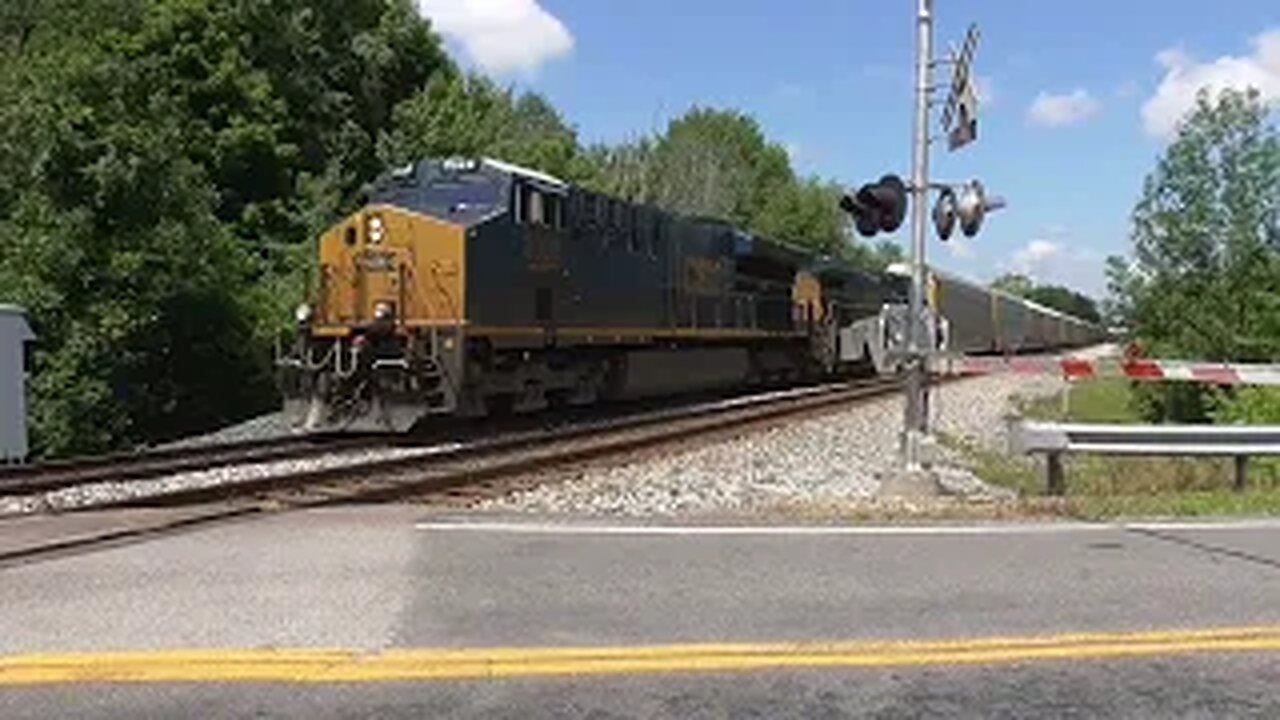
[279,157,903,432]
[278,157,1104,433]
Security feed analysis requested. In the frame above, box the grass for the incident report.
[945,378,1280,520]
[1019,377,1140,423]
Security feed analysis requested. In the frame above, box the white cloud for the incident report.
[1006,237,1107,296]
[1027,89,1100,127]
[417,0,573,74]
[1011,239,1061,273]
[1141,29,1280,139]
[945,236,974,259]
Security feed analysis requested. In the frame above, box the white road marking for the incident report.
[414,518,1280,536]
[1125,520,1280,532]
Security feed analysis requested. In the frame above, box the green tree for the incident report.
[581,107,869,267]
[1026,285,1101,323]
[0,0,451,456]
[991,273,1100,322]
[1108,87,1280,421]
[992,273,1034,297]
[382,71,590,182]
[580,139,656,200]
[752,178,847,257]
[644,108,792,231]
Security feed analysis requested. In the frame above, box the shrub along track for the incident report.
[0,378,911,567]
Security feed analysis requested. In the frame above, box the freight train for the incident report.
[923,268,1103,354]
[278,157,1105,432]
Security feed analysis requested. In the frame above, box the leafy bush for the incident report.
[1210,386,1280,424]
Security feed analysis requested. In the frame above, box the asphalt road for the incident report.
[4,656,1279,719]
[2,508,1280,717]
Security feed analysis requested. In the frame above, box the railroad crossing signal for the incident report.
[940,24,981,151]
[955,180,987,237]
[839,174,908,237]
[932,187,957,241]
[932,180,1006,240]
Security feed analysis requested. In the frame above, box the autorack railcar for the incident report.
[922,268,1107,354]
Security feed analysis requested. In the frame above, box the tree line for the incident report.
[1106,88,1279,423]
[0,0,900,457]
[5,2,1267,454]
[991,273,1102,324]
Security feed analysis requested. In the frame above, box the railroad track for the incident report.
[0,377,907,567]
[0,433,386,497]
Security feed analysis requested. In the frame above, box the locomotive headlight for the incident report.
[373,301,395,321]
[368,215,385,244]
[294,302,313,325]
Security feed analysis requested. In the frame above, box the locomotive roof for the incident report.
[479,157,568,190]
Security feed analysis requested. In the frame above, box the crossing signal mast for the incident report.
[840,1,1006,472]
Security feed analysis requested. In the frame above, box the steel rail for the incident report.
[0,434,385,497]
[0,378,908,567]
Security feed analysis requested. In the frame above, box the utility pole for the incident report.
[903,0,934,470]
[837,2,998,472]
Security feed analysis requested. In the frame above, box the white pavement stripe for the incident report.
[1124,520,1280,531]
[415,519,1280,536]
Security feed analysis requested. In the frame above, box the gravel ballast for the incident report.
[481,371,1068,517]
[0,445,461,516]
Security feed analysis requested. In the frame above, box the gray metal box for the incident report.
[0,306,34,463]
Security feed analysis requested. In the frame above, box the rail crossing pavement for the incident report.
[2,507,1280,716]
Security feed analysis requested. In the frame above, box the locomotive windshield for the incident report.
[369,160,505,224]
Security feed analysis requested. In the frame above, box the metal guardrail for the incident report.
[1012,421,1280,495]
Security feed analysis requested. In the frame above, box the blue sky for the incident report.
[419,1,1280,298]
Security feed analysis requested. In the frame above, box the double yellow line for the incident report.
[4,626,1280,684]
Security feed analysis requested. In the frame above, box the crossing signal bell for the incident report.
[956,179,987,237]
[840,174,908,238]
[933,180,1003,240]
[932,187,957,241]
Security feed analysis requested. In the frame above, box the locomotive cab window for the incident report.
[517,185,545,225]
[546,192,564,230]
[516,182,566,229]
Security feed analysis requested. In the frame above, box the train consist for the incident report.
[925,268,1103,355]
[278,157,1105,432]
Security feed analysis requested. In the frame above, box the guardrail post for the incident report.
[1234,455,1248,493]
[1046,452,1065,496]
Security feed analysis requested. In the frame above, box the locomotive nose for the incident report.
[309,206,465,329]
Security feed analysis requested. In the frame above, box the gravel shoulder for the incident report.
[480,372,1068,518]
